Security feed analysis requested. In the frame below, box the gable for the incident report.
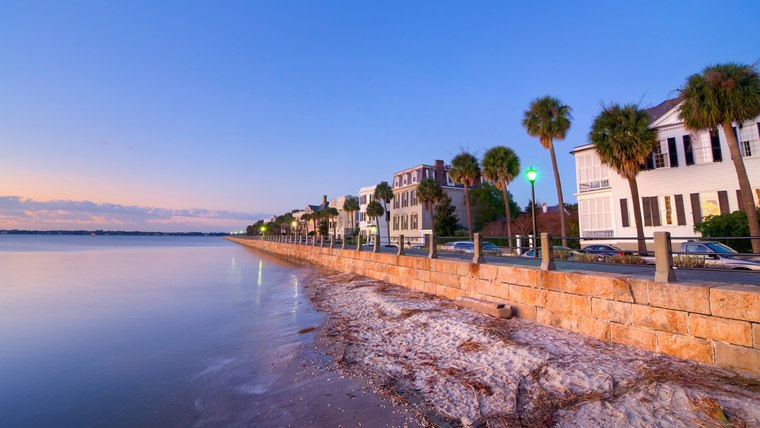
[650,100,685,129]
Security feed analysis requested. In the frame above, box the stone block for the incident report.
[714,341,760,376]
[656,332,713,364]
[546,291,591,316]
[478,264,499,281]
[613,279,648,304]
[610,323,657,351]
[710,285,760,323]
[459,275,480,292]
[510,302,537,321]
[509,284,548,307]
[575,316,610,340]
[591,298,631,324]
[429,271,461,289]
[647,282,711,314]
[536,307,569,329]
[631,305,688,334]
[455,297,512,318]
[538,271,570,292]
[754,324,760,350]
[689,314,752,346]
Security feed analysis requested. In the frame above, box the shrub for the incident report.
[608,254,647,265]
[694,208,760,253]
[673,255,706,269]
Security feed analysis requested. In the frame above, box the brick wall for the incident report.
[228,237,760,376]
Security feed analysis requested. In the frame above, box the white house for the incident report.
[328,195,359,239]
[358,185,389,244]
[572,98,760,249]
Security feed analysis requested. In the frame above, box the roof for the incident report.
[643,96,683,124]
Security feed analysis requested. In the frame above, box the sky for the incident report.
[1,1,758,232]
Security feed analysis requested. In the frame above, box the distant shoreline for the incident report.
[0,230,229,236]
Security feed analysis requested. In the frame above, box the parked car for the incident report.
[521,246,579,259]
[679,241,760,271]
[439,241,501,255]
[582,244,625,258]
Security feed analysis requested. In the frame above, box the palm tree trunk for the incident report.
[721,122,760,253]
[501,183,513,250]
[463,183,473,239]
[429,202,437,257]
[383,201,390,246]
[548,140,568,247]
[628,177,647,253]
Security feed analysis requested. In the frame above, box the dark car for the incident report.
[582,244,625,258]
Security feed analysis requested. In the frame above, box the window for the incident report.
[412,171,418,183]
[402,174,408,186]
[411,190,417,206]
[710,131,722,162]
[394,177,399,188]
[667,137,678,167]
[642,196,661,227]
[699,191,720,219]
[576,153,610,192]
[446,172,455,186]
[683,135,694,165]
[579,197,612,236]
[411,214,418,229]
[660,195,674,225]
[393,216,399,231]
[653,143,667,168]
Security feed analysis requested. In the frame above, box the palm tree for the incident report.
[374,181,393,245]
[365,200,385,245]
[325,207,339,238]
[302,213,312,236]
[522,95,572,246]
[482,146,520,249]
[449,151,480,239]
[343,197,359,234]
[417,178,444,250]
[679,63,760,253]
[589,103,657,252]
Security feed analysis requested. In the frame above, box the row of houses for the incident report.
[277,97,760,249]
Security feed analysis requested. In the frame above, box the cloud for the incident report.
[0,196,269,232]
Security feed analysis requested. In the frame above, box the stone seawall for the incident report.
[228,237,760,376]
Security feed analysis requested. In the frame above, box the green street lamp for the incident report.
[526,166,538,258]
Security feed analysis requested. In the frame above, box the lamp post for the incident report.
[260,225,266,240]
[526,166,537,258]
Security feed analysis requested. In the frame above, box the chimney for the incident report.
[434,160,445,186]
[322,195,328,206]
[542,202,548,213]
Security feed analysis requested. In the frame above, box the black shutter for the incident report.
[645,152,655,170]
[668,137,678,167]
[736,189,743,211]
[650,197,661,226]
[710,131,723,162]
[620,199,630,227]
[683,135,694,165]
[718,191,729,214]
[675,194,686,226]
[690,193,702,225]
[642,197,652,227]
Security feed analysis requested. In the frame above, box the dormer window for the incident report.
[412,171,418,183]
[402,174,408,186]
[394,177,399,187]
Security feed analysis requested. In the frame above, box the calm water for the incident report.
[0,235,324,427]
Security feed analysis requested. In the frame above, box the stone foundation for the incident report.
[228,237,760,376]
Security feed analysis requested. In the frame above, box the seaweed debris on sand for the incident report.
[305,269,760,428]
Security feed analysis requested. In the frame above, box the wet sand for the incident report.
[304,268,760,427]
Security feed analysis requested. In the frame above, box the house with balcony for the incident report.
[572,97,760,249]
[389,159,468,245]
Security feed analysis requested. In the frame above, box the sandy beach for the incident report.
[305,268,760,427]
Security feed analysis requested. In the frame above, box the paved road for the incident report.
[359,245,760,286]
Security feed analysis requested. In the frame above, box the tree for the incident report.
[374,181,393,245]
[694,209,760,253]
[482,146,520,247]
[522,95,572,246]
[417,178,444,246]
[325,207,339,237]
[302,213,312,236]
[469,182,520,233]
[365,200,385,243]
[434,192,459,237]
[343,197,359,233]
[449,151,481,239]
[679,63,760,253]
[589,103,657,252]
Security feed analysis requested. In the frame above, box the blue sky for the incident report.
[1,1,758,231]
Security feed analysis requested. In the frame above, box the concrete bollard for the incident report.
[540,233,556,271]
[427,233,438,259]
[654,231,676,283]
[397,234,405,256]
[473,233,485,264]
